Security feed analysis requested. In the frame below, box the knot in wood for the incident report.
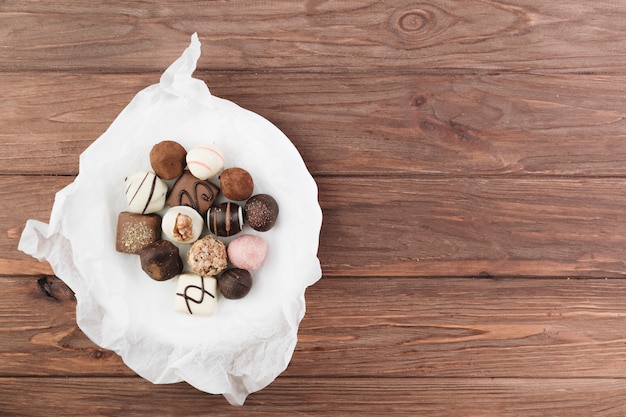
[398,10,430,32]
[389,5,437,41]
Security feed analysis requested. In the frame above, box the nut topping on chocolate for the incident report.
[173,213,193,241]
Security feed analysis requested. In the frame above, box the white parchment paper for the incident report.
[18,33,322,406]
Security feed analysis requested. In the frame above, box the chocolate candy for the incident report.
[186,146,224,180]
[150,140,187,180]
[207,201,243,237]
[218,268,252,299]
[116,212,161,254]
[124,171,167,214]
[220,167,254,201]
[139,240,183,281]
[188,235,228,277]
[244,194,279,232]
[166,171,220,216]
[175,273,218,315]
[161,206,204,244]
[227,234,267,270]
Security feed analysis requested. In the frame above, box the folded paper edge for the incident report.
[159,33,212,105]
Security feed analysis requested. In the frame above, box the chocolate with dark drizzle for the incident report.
[178,181,217,212]
[176,276,215,314]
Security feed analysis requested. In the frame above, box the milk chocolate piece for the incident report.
[175,273,218,315]
[207,201,244,237]
[218,268,252,299]
[166,171,220,216]
[187,235,228,277]
[150,140,187,180]
[124,171,168,214]
[244,194,279,232]
[139,240,183,281]
[220,167,254,201]
[116,212,161,254]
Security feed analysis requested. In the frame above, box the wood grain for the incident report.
[1,377,625,416]
[3,72,626,176]
[4,275,626,379]
[3,1,626,73]
[6,175,626,278]
[4,0,626,414]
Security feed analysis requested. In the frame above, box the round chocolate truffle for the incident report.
[188,235,228,277]
[150,140,187,180]
[218,268,253,299]
[139,240,183,281]
[227,234,267,270]
[207,201,244,237]
[220,167,254,201]
[245,194,279,232]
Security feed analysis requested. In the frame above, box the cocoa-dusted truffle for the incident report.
[139,240,183,281]
[116,212,161,254]
[188,235,228,277]
[166,171,220,216]
[244,194,279,232]
[220,167,254,201]
[218,268,252,299]
[150,140,187,180]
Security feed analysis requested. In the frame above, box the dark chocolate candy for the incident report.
[116,212,162,254]
[244,194,279,232]
[220,167,254,201]
[207,201,244,237]
[166,170,220,216]
[218,268,252,299]
[150,140,187,180]
[139,240,183,281]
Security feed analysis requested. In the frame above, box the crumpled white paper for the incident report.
[18,33,322,406]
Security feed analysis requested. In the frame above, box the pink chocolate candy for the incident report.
[227,234,267,270]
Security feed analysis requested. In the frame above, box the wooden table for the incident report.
[3,1,626,415]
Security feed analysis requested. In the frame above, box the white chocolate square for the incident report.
[174,273,217,315]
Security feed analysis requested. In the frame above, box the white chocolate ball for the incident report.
[186,146,224,180]
[161,206,204,244]
[124,171,167,214]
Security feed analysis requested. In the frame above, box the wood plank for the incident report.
[3,1,626,73]
[6,175,626,278]
[319,176,626,277]
[1,176,73,276]
[1,376,625,416]
[4,275,626,379]
[3,71,626,176]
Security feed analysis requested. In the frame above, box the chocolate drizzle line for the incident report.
[142,175,157,214]
[178,181,216,211]
[225,201,231,233]
[127,172,156,214]
[211,207,218,235]
[176,276,215,314]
